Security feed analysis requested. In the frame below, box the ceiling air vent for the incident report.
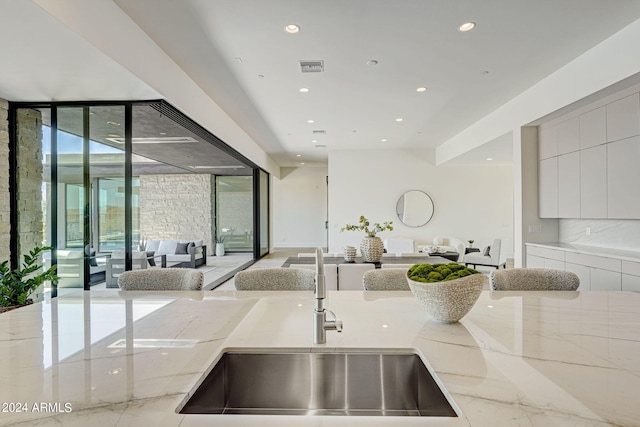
[299,60,324,73]
[312,130,326,134]
[315,144,327,148]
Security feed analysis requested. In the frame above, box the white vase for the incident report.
[216,243,225,256]
[360,236,384,262]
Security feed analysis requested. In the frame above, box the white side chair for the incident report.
[431,236,465,261]
[489,268,579,291]
[383,237,415,255]
[464,239,505,269]
[338,264,375,290]
[363,269,411,291]
[289,264,338,291]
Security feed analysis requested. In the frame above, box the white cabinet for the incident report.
[580,145,607,218]
[565,262,591,291]
[557,117,580,155]
[580,106,606,150]
[621,260,640,291]
[526,255,545,268]
[538,125,558,160]
[622,274,640,291]
[607,136,640,219]
[539,157,558,218]
[590,268,622,291]
[558,152,580,218]
[606,93,640,142]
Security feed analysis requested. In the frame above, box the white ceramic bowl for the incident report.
[406,273,486,323]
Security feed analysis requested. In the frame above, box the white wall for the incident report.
[273,167,328,248]
[328,149,513,261]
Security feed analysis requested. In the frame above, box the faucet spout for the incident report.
[313,247,342,344]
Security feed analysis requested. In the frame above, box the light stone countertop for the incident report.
[526,241,640,263]
[1,289,639,426]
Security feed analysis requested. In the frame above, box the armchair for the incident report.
[463,238,505,269]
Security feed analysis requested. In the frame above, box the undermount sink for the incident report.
[179,350,459,417]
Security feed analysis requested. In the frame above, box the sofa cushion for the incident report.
[175,242,195,254]
[146,240,161,253]
[157,240,179,255]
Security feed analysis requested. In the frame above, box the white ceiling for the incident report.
[2,0,640,168]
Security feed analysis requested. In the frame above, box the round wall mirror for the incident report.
[396,190,434,227]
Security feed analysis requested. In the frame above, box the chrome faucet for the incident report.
[313,247,343,344]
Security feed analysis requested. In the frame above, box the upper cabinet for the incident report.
[538,87,640,220]
[556,117,580,155]
[607,136,640,219]
[579,106,606,150]
[539,157,558,218]
[606,93,640,142]
[538,125,557,160]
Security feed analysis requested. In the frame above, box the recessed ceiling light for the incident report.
[486,157,493,161]
[299,87,310,93]
[296,154,302,157]
[381,138,388,142]
[258,74,264,78]
[307,119,315,123]
[285,24,300,34]
[458,22,476,32]
[366,59,379,66]
[416,87,427,92]
[300,162,305,165]
[481,70,490,75]
[395,118,404,122]
[311,139,317,143]
[107,133,119,138]
[107,121,120,126]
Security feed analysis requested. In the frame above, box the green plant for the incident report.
[0,246,59,308]
[407,263,480,283]
[340,216,394,237]
[468,239,474,247]
[215,236,225,244]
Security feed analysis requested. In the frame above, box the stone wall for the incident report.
[139,174,214,250]
[16,109,44,258]
[0,99,9,263]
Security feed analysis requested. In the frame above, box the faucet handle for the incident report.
[335,320,343,333]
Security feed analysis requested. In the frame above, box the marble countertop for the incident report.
[526,241,640,263]
[1,289,639,426]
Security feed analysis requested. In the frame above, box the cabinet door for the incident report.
[558,152,580,218]
[544,258,565,270]
[526,255,545,268]
[539,157,559,218]
[622,274,640,291]
[580,145,607,218]
[538,125,558,160]
[565,262,591,291]
[607,136,640,218]
[607,93,640,142]
[590,268,621,291]
[580,106,606,150]
[557,117,580,155]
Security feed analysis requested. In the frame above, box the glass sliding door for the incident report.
[216,175,254,252]
[56,107,87,288]
[89,105,126,287]
[258,169,269,257]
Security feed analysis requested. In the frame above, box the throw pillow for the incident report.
[483,245,491,256]
[146,251,156,267]
[175,242,190,254]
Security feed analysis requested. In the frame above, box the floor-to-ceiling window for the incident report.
[11,100,268,294]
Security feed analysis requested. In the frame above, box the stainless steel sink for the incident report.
[179,350,458,417]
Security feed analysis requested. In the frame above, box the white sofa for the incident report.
[145,239,207,269]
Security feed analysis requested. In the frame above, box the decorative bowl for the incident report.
[406,273,486,323]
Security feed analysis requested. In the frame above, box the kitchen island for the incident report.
[1,289,638,426]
